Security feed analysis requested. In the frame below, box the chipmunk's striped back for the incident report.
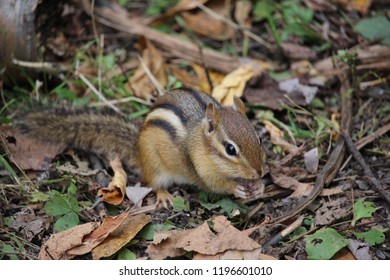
[143,88,221,141]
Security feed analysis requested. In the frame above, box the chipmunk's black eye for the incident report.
[225,143,237,156]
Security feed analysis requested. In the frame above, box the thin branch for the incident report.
[341,131,390,207]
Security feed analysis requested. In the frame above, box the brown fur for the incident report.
[17,89,266,205]
[16,109,141,170]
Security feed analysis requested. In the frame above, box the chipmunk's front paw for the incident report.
[234,180,264,200]
[155,188,174,209]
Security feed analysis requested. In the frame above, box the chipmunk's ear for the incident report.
[205,103,220,133]
[232,96,246,115]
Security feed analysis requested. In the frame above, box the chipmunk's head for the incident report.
[200,96,266,190]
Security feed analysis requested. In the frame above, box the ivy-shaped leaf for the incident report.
[351,198,378,226]
[304,228,348,260]
[44,190,73,216]
[172,196,190,212]
[352,228,388,246]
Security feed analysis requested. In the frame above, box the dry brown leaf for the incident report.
[263,121,299,154]
[332,247,357,260]
[92,213,151,259]
[269,165,343,198]
[194,248,276,260]
[39,222,100,260]
[212,64,258,106]
[147,216,260,259]
[9,207,49,242]
[97,155,127,205]
[168,63,224,94]
[347,239,371,260]
[0,126,66,170]
[67,211,130,256]
[181,0,234,41]
[163,0,210,16]
[127,39,167,101]
[314,197,349,226]
[330,0,372,14]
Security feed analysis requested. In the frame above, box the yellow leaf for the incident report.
[212,64,256,106]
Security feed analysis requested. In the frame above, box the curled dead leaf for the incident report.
[97,155,127,205]
[39,222,100,260]
[92,213,151,259]
[67,211,131,256]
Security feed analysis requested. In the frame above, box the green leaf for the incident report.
[172,196,190,212]
[117,248,136,260]
[55,87,78,100]
[0,242,19,260]
[304,228,349,260]
[44,191,73,216]
[216,198,248,218]
[30,191,50,203]
[354,15,390,46]
[138,221,177,241]
[54,212,79,232]
[351,198,378,226]
[68,182,81,213]
[281,1,313,24]
[199,201,221,211]
[253,0,274,21]
[288,226,308,241]
[352,228,388,246]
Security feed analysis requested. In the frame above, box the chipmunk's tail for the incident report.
[15,109,141,169]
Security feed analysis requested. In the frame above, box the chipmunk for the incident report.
[16,88,266,207]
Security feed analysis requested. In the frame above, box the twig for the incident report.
[262,215,305,248]
[341,131,390,207]
[341,123,390,170]
[78,72,123,114]
[90,96,152,107]
[137,55,165,97]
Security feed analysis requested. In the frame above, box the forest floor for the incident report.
[0,0,389,260]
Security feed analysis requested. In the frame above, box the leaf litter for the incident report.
[0,0,389,261]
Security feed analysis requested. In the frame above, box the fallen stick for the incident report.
[341,131,390,207]
[91,1,267,73]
